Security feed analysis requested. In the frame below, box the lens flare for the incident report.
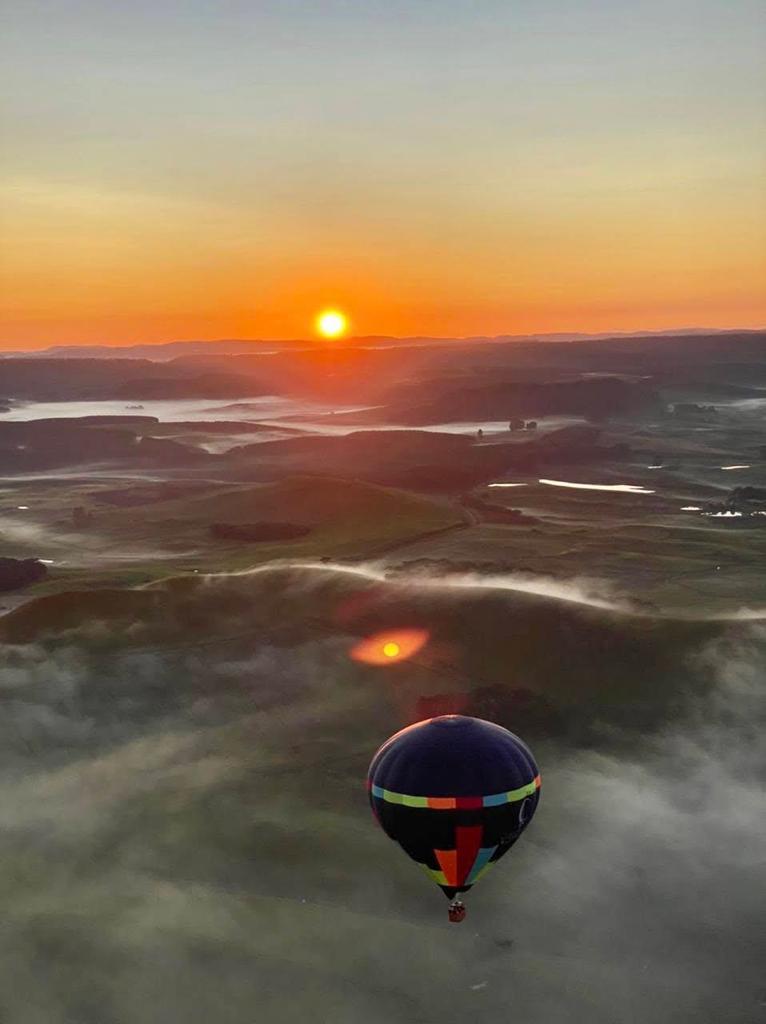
[350,629,429,666]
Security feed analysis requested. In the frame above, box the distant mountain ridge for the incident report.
[3,327,763,361]
[1,332,763,404]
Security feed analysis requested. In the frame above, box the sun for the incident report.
[316,309,348,339]
[382,642,401,659]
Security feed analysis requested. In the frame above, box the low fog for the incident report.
[0,510,199,569]
[205,560,766,620]
[1,569,764,1024]
[195,560,637,619]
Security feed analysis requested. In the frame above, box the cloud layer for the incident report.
[0,593,763,1023]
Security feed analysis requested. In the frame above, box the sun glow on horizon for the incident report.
[316,309,348,339]
[2,3,764,350]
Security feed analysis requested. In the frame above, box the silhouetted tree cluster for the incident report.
[210,522,311,542]
[0,558,48,592]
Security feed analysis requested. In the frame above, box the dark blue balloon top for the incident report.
[368,715,538,798]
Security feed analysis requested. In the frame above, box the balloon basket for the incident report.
[448,899,466,924]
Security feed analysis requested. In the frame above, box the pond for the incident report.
[538,479,655,494]
[0,396,360,423]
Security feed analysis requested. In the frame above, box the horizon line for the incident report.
[3,323,765,356]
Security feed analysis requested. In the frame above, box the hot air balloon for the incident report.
[367,715,540,923]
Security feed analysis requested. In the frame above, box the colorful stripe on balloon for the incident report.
[369,774,540,809]
[418,843,499,889]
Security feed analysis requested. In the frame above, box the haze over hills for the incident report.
[2,332,764,406]
[2,328,764,604]
[2,327,763,361]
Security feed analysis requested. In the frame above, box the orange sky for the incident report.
[2,2,765,350]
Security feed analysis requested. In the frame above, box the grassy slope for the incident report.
[93,475,464,558]
[0,476,464,601]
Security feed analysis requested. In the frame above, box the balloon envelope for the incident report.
[368,715,540,899]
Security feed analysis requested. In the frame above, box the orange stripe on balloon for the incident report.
[428,797,456,810]
[435,849,458,887]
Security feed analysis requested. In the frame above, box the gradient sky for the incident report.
[2,0,765,349]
